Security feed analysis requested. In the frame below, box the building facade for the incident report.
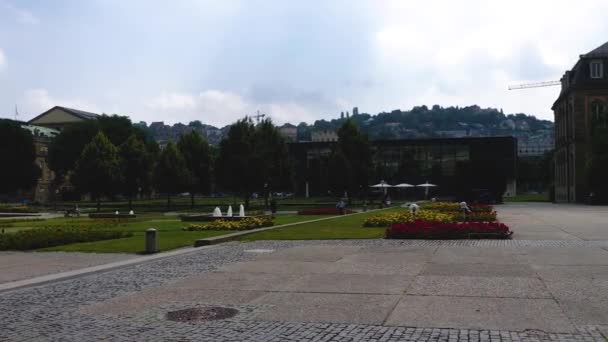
[289,136,517,200]
[552,41,608,202]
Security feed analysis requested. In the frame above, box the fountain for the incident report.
[239,204,245,217]
[212,207,222,217]
[181,203,266,222]
[227,205,233,217]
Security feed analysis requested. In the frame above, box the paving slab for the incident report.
[217,260,338,274]
[422,262,537,277]
[532,264,608,279]
[251,292,401,325]
[279,273,412,295]
[540,276,608,325]
[385,295,576,333]
[339,249,435,264]
[512,231,581,240]
[518,247,608,265]
[333,259,425,276]
[408,275,551,298]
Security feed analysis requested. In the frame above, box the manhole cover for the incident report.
[166,307,239,322]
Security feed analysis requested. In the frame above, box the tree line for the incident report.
[0,116,378,209]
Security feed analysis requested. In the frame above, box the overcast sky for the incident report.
[1,0,608,126]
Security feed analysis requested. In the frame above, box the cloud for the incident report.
[0,1,39,24]
[21,89,100,118]
[0,49,5,71]
[145,89,340,127]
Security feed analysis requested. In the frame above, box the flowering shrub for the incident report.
[422,202,493,213]
[298,208,355,215]
[184,217,273,231]
[386,220,512,239]
[0,225,132,250]
[363,210,454,227]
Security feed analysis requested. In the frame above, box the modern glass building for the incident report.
[288,136,517,200]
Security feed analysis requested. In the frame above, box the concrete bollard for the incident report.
[145,228,158,254]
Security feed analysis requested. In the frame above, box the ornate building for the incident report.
[553,41,608,202]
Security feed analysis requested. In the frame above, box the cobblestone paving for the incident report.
[1,240,607,341]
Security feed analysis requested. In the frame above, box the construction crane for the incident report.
[252,110,266,124]
[508,80,561,90]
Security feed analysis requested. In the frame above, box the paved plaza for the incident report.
[1,203,608,341]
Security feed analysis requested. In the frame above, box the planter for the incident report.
[386,220,512,240]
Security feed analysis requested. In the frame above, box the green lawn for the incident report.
[3,213,334,253]
[237,207,402,241]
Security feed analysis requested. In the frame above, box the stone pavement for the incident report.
[0,251,136,283]
[1,203,608,341]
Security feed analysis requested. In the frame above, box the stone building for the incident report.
[552,41,608,202]
[20,125,60,203]
[311,130,338,142]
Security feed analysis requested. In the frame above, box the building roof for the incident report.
[280,123,297,128]
[582,41,608,58]
[21,124,60,138]
[27,105,99,124]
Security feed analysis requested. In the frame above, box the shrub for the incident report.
[184,217,273,231]
[0,224,132,250]
[0,203,37,213]
[386,220,512,239]
[297,208,356,215]
[363,210,454,227]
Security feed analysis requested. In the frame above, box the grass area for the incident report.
[237,207,403,241]
[2,213,333,253]
[505,193,550,202]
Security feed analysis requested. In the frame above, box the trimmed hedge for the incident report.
[0,204,37,213]
[0,224,132,250]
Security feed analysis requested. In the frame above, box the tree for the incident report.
[97,114,134,146]
[215,118,291,207]
[72,132,121,211]
[0,120,40,194]
[177,131,211,208]
[328,119,373,197]
[154,141,190,210]
[49,120,99,180]
[119,135,151,210]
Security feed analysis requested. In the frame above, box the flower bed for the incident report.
[458,211,497,222]
[0,224,132,250]
[363,210,454,227]
[183,217,273,231]
[297,208,356,215]
[386,220,512,239]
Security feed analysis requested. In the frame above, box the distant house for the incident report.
[311,130,338,142]
[27,106,99,131]
[552,41,608,202]
[278,123,298,142]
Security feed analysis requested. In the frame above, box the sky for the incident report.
[1,0,608,127]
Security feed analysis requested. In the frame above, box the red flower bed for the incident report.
[297,208,356,215]
[470,204,493,213]
[386,220,512,239]
[456,211,497,222]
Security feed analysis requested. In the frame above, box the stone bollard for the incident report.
[145,228,158,254]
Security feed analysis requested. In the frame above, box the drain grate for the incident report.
[166,307,239,322]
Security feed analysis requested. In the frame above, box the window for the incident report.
[590,61,604,79]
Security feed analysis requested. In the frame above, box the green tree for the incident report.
[154,141,190,210]
[119,135,151,210]
[48,120,99,181]
[215,118,291,207]
[0,120,41,194]
[328,119,373,197]
[72,132,121,211]
[177,131,211,208]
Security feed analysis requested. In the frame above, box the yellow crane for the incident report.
[508,80,561,90]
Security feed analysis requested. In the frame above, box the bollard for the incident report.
[145,228,158,254]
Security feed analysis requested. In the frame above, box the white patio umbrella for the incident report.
[393,183,414,188]
[370,181,393,195]
[416,181,437,199]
